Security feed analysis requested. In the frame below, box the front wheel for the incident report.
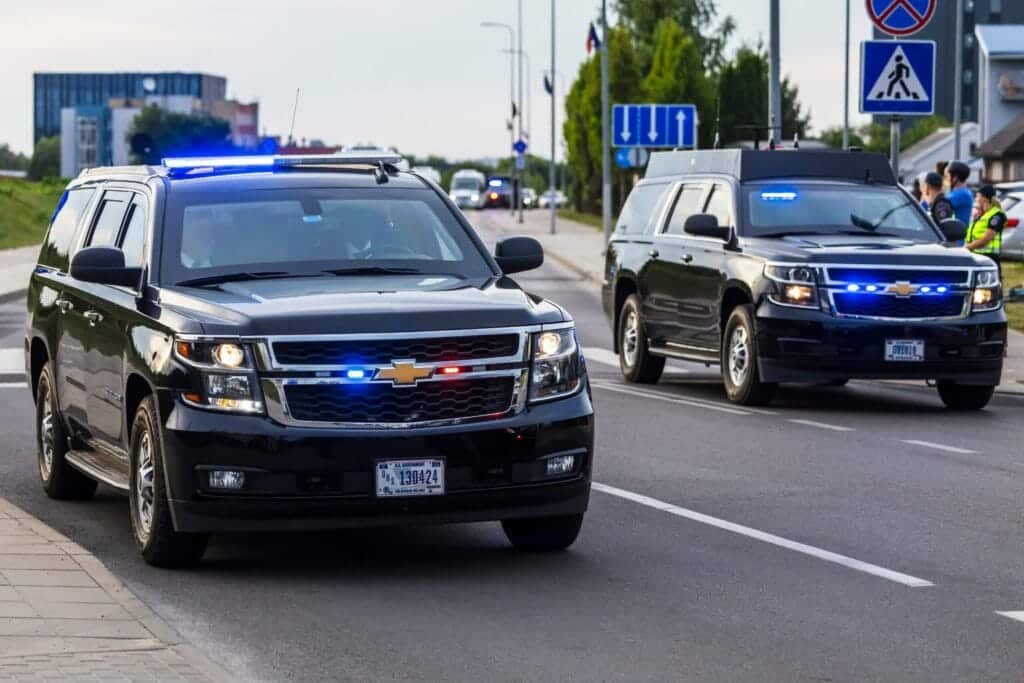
[721,305,777,406]
[936,382,995,411]
[618,295,665,384]
[502,514,584,552]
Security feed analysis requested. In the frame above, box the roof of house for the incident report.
[975,25,1024,59]
[975,111,1024,159]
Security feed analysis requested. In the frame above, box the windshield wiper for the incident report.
[850,198,913,233]
[175,271,321,287]
[322,266,426,276]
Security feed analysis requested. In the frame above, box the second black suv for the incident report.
[25,153,593,567]
[602,150,1006,409]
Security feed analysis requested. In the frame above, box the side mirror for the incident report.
[495,236,544,274]
[939,218,967,243]
[70,247,142,288]
[684,213,730,241]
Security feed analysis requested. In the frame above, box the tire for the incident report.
[721,305,777,406]
[502,513,584,552]
[129,396,208,568]
[35,363,97,500]
[936,382,995,411]
[618,295,665,384]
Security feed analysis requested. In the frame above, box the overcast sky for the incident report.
[0,1,873,159]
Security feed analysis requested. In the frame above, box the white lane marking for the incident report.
[996,611,1024,624]
[787,419,853,432]
[0,382,28,389]
[582,346,691,374]
[0,348,21,374]
[902,440,977,455]
[591,381,751,416]
[592,482,933,588]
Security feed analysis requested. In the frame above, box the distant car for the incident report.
[413,166,442,185]
[485,176,515,209]
[449,169,487,210]
[522,188,538,209]
[995,182,1023,261]
[538,190,567,209]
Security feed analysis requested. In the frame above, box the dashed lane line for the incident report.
[902,440,977,455]
[788,418,854,432]
[592,482,934,588]
[0,348,21,374]
[0,383,28,389]
[996,612,1024,624]
[590,381,751,416]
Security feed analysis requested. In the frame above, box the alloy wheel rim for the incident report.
[623,311,640,367]
[39,385,54,481]
[135,431,155,542]
[728,326,750,387]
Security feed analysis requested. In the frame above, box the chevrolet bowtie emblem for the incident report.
[887,281,917,297]
[376,360,433,386]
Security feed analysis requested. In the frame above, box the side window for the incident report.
[702,184,734,230]
[665,183,709,235]
[38,189,96,272]
[86,191,131,247]
[119,198,148,269]
[615,183,668,235]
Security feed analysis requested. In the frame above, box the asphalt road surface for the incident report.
[1,215,1023,681]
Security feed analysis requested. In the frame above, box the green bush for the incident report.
[0,178,66,250]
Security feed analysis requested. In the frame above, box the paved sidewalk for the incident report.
[0,247,37,303]
[0,499,225,682]
[476,210,1024,395]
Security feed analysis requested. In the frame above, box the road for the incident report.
[1,213,1023,681]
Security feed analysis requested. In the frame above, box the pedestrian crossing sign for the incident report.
[860,40,935,116]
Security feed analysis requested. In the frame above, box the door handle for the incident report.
[648,249,660,258]
[84,311,103,326]
[681,253,694,264]
[55,299,74,314]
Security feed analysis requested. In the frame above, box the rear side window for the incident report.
[38,189,96,271]
[616,183,669,235]
[119,199,148,268]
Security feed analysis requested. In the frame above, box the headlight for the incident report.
[471,193,480,202]
[529,327,584,403]
[765,264,820,308]
[175,338,263,413]
[972,269,1002,312]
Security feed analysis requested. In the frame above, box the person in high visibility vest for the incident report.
[965,185,1006,272]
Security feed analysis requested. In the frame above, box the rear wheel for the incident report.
[36,363,97,500]
[502,514,584,552]
[618,295,664,384]
[721,305,777,406]
[129,396,208,568]
[936,382,995,411]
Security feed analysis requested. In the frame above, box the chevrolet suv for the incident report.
[25,153,593,567]
[602,150,1006,409]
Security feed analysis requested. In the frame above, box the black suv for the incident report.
[25,153,593,567]
[602,150,1006,409]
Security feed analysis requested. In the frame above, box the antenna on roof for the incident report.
[288,88,301,145]
[713,96,722,150]
[793,132,800,150]
[768,116,776,151]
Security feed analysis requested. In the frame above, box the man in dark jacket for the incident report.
[921,172,955,224]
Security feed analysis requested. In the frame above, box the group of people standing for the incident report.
[912,161,1006,271]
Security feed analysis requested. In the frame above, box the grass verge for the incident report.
[0,178,65,250]
[557,208,604,230]
[1003,261,1024,333]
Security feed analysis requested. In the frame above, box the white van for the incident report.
[449,169,487,210]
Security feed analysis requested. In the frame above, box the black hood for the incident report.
[742,234,991,267]
[159,275,566,336]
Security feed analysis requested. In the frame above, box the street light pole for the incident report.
[503,49,531,143]
[768,0,781,147]
[517,0,525,224]
[481,20,516,219]
[953,0,964,161]
[550,0,557,235]
[600,0,611,244]
[843,0,850,149]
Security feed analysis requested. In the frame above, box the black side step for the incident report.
[65,450,130,491]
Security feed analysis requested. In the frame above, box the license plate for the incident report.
[885,339,925,362]
[375,459,445,498]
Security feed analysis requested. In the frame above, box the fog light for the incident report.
[208,470,245,490]
[546,454,575,476]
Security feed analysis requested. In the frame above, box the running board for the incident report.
[65,450,130,491]
[649,344,719,364]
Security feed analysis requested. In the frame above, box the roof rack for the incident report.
[77,165,162,179]
[160,152,405,177]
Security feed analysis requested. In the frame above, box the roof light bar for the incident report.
[161,152,404,174]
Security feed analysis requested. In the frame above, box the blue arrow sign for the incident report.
[513,139,528,154]
[859,40,935,116]
[613,104,697,148]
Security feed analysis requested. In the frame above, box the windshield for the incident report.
[452,178,481,191]
[161,186,493,285]
[743,182,939,240]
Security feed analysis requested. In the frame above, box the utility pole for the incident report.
[953,0,964,161]
[517,0,525,224]
[550,0,557,235]
[890,116,901,179]
[600,0,611,244]
[843,0,850,149]
[480,21,516,219]
[768,0,781,147]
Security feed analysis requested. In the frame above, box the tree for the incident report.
[28,137,60,181]
[127,105,232,164]
[716,46,811,146]
[0,144,29,171]
[614,0,735,71]
[819,126,866,150]
[900,114,950,151]
[642,19,715,148]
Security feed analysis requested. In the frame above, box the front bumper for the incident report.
[755,301,1006,385]
[161,389,594,533]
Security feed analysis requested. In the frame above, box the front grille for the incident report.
[273,335,520,366]
[832,292,966,319]
[827,268,968,285]
[283,377,514,424]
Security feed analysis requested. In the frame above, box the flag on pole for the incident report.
[543,73,553,95]
[586,22,601,55]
